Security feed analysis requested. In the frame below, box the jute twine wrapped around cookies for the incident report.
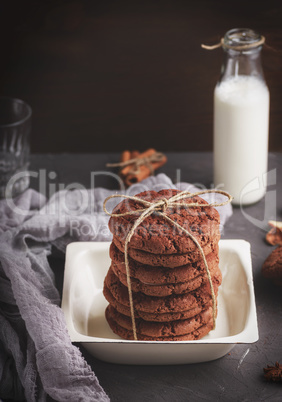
[104,190,233,340]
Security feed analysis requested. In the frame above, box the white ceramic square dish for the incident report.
[61,240,258,365]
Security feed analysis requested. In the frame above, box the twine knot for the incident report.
[158,198,169,212]
[103,189,233,340]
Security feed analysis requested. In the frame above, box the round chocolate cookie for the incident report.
[109,189,220,255]
[106,305,214,341]
[111,263,222,297]
[103,284,208,321]
[109,241,220,285]
[103,267,219,314]
[262,246,282,285]
[113,235,220,268]
[106,304,213,337]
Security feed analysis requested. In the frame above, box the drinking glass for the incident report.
[0,97,32,198]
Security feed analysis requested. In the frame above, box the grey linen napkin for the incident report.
[0,173,232,402]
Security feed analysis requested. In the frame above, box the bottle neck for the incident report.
[218,28,266,84]
[219,47,265,83]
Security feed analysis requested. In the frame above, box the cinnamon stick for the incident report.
[121,148,167,186]
[120,148,154,177]
[107,149,167,186]
[130,150,140,159]
[120,150,131,164]
[119,150,131,175]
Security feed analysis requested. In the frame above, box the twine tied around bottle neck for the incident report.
[106,151,166,175]
[103,189,233,340]
[201,35,265,51]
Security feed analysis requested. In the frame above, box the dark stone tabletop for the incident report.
[30,152,282,402]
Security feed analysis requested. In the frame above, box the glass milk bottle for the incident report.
[213,28,269,205]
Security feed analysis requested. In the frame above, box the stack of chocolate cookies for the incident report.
[103,189,222,341]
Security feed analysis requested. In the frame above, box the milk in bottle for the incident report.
[213,28,269,205]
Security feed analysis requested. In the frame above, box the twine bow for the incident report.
[104,189,233,340]
[106,151,165,175]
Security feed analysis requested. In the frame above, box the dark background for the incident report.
[1,0,282,154]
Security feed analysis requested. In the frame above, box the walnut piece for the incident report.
[266,221,282,246]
